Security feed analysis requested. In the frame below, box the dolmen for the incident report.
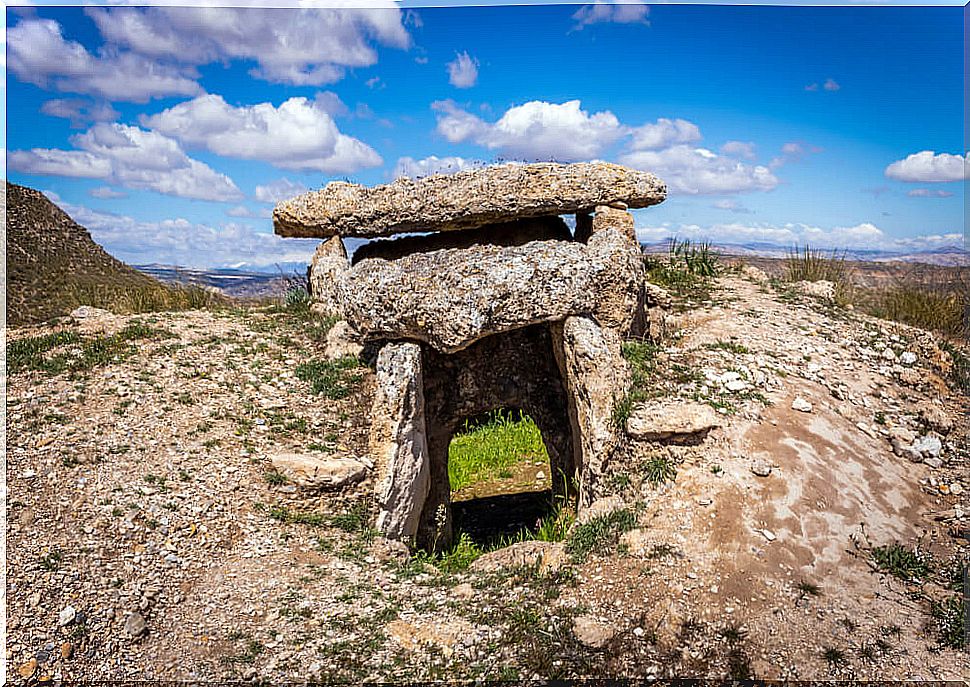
[274,162,667,550]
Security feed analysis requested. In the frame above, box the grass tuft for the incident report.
[870,542,932,581]
[643,453,677,487]
[785,245,854,305]
[565,507,637,564]
[295,356,363,399]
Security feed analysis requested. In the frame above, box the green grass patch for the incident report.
[7,322,163,375]
[448,410,547,492]
[295,356,363,398]
[565,507,637,564]
[643,453,677,487]
[871,542,932,581]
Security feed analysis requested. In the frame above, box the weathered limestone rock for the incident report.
[625,401,721,444]
[269,452,367,490]
[794,279,836,302]
[323,320,363,360]
[591,205,637,244]
[274,162,666,238]
[587,226,643,335]
[351,216,570,264]
[307,236,349,318]
[342,228,642,353]
[574,495,627,526]
[555,316,630,506]
[468,540,567,573]
[572,615,616,649]
[639,281,672,341]
[372,342,430,540]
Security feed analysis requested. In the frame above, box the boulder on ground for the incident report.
[572,615,616,649]
[270,453,368,490]
[468,540,567,574]
[274,162,666,238]
[625,401,720,443]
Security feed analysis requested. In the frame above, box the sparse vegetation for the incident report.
[931,595,967,649]
[785,245,854,306]
[7,322,164,375]
[448,409,547,492]
[643,453,677,487]
[857,268,969,340]
[644,238,720,304]
[295,356,363,398]
[65,282,224,314]
[870,542,932,581]
[565,507,637,563]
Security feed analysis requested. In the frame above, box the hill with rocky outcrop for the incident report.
[6,183,158,326]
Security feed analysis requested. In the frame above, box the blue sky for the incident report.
[5,1,967,269]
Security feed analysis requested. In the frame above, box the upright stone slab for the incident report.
[372,342,430,541]
[555,315,630,507]
[274,162,666,238]
[307,235,349,319]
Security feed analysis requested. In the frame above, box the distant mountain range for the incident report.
[135,263,305,299]
[640,241,969,267]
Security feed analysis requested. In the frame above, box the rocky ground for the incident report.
[6,273,968,682]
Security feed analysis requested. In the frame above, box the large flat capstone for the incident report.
[273,162,666,238]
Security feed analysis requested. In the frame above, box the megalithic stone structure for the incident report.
[274,162,667,550]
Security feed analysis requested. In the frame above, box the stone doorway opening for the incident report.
[417,323,578,551]
[448,408,560,547]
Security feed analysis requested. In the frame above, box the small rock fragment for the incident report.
[899,351,917,365]
[60,642,74,660]
[18,659,37,678]
[750,460,772,477]
[791,397,812,413]
[124,612,148,638]
[58,605,77,626]
[572,615,616,649]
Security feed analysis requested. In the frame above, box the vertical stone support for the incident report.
[587,206,645,338]
[308,235,349,318]
[372,342,430,541]
[555,315,630,508]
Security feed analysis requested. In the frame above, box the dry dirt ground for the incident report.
[5,275,969,682]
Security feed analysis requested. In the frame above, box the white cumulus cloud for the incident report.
[447,51,479,89]
[392,155,481,179]
[141,94,382,174]
[572,1,649,30]
[885,151,969,183]
[620,144,778,195]
[7,18,202,103]
[720,141,756,160]
[46,194,319,270]
[629,118,701,151]
[87,5,410,86]
[10,123,242,202]
[254,178,309,205]
[40,98,120,128]
[432,99,624,161]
